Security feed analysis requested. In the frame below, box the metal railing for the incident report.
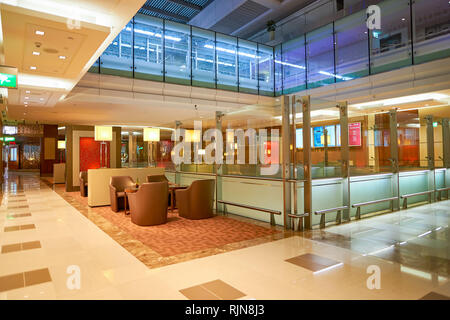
[217,200,281,226]
[352,197,398,220]
[437,187,450,201]
[400,190,435,209]
[314,206,348,229]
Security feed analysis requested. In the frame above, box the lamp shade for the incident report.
[95,126,113,141]
[57,140,66,149]
[226,131,234,143]
[144,127,160,142]
[185,130,201,143]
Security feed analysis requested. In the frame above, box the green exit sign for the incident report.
[0,137,15,142]
[0,72,17,88]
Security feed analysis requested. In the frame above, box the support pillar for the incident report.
[175,120,182,185]
[442,118,450,197]
[302,96,312,229]
[389,110,400,211]
[425,115,435,201]
[339,102,350,221]
[215,111,224,213]
[281,95,292,229]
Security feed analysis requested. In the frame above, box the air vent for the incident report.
[43,48,59,54]
[210,0,270,34]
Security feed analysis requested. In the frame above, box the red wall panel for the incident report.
[79,137,110,172]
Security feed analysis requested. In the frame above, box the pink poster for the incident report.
[349,122,361,146]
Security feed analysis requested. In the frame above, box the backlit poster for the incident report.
[296,128,303,148]
[325,125,336,146]
[349,122,362,146]
[313,127,324,147]
[335,123,361,146]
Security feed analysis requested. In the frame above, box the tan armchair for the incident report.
[127,182,169,226]
[146,175,168,183]
[79,171,88,197]
[109,176,136,212]
[176,179,215,220]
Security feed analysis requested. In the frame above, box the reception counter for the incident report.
[87,167,165,207]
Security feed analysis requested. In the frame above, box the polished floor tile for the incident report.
[0,172,448,300]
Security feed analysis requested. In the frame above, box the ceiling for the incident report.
[138,0,213,23]
[0,0,147,112]
[189,0,316,38]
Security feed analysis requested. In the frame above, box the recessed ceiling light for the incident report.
[24,102,28,104]
[40,98,44,101]
[30,66,37,70]
[25,97,29,99]
[59,55,66,60]
[26,90,30,94]
[35,30,44,35]
[32,51,40,56]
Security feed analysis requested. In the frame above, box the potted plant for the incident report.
[267,20,276,41]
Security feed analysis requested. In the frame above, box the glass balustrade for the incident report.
[88,0,450,96]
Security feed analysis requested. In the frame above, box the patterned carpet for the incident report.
[66,192,280,257]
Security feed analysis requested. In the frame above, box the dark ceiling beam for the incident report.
[167,0,202,11]
[141,4,190,22]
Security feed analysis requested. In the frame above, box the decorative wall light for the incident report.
[94,126,112,168]
[57,140,66,162]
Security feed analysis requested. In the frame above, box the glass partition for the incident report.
[309,104,341,178]
[238,39,258,94]
[258,44,275,96]
[274,44,283,96]
[369,0,412,74]
[307,24,335,88]
[216,33,238,91]
[134,15,163,81]
[191,27,216,88]
[100,22,133,77]
[347,110,394,175]
[164,21,191,85]
[397,110,421,171]
[334,10,369,82]
[282,35,306,94]
[222,101,282,178]
[89,0,450,97]
[413,0,450,64]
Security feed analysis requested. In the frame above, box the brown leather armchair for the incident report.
[79,171,88,197]
[127,182,169,226]
[176,179,215,220]
[109,176,136,212]
[147,175,171,205]
[146,175,168,183]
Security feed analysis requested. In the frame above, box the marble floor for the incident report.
[0,172,449,299]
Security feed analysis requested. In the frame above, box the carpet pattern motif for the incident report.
[66,192,280,257]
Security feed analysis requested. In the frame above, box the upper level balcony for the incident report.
[87,0,450,98]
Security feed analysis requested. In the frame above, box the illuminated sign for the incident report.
[0,137,15,142]
[349,122,362,146]
[3,126,17,134]
[3,126,17,135]
[0,73,17,88]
